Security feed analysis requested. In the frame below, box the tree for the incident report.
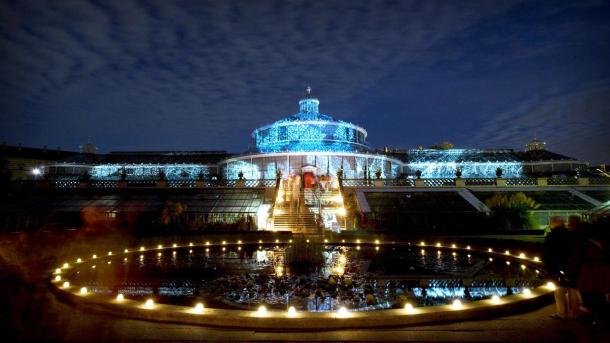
[429,141,454,150]
[485,192,540,230]
[496,167,503,178]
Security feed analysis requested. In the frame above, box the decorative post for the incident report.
[495,167,506,187]
[415,170,425,187]
[373,169,383,187]
[236,170,246,187]
[455,167,465,187]
[196,171,205,188]
[118,167,128,188]
[156,169,167,188]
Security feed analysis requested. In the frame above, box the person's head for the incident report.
[567,215,582,231]
[549,216,565,230]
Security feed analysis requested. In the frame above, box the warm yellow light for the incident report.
[144,299,154,309]
[189,249,193,253]
[452,252,457,256]
[206,241,210,246]
[124,249,129,253]
[80,287,88,295]
[324,239,328,243]
[519,253,526,258]
[140,254,144,259]
[172,243,177,248]
[521,264,526,270]
[55,268,61,274]
[338,255,347,264]
[306,239,310,243]
[375,246,379,251]
[375,239,380,245]
[194,303,204,313]
[189,242,193,246]
[62,281,70,288]
[273,208,283,215]
[258,240,262,244]
[124,257,128,262]
[140,246,145,251]
[289,239,293,243]
[257,305,267,316]
[523,288,532,297]
[116,293,124,301]
[489,258,493,262]
[54,275,61,282]
[336,207,346,216]
[172,251,177,255]
[356,239,361,244]
[356,245,361,250]
[451,244,456,249]
[466,245,471,250]
[222,240,227,245]
[420,249,426,255]
[275,239,279,243]
[237,240,242,244]
[91,265,96,269]
[506,261,511,265]
[467,254,471,258]
[546,282,556,290]
[63,263,69,268]
[76,258,82,263]
[287,306,297,317]
[505,250,510,255]
[491,295,501,304]
[237,247,241,251]
[206,248,210,252]
[436,242,441,247]
[488,248,492,253]
[335,266,345,275]
[451,299,463,310]
[337,307,349,317]
[222,247,226,251]
[107,261,111,264]
[108,251,112,256]
[420,241,425,246]
[157,252,162,257]
[157,244,162,249]
[533,257,540,262]
[404,303,415,314]
[437,250,441,255]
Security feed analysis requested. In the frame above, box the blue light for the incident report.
[404,149,523,178]
[253,90,368,153]
[90,164,212,180]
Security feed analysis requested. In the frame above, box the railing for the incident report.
[547,177,578,185]
[465,178,495,186]
[423,178,455,187]
[8,176,610,190]
[505,178,537,186]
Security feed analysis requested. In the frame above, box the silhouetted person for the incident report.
[543,216,570,319]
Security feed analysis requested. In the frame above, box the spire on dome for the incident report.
[298,86,320,117]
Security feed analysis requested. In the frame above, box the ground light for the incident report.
[54,268,61,274]
[523,288,532,297]
[337,307,349,317]
[144,299,154,309]
[76,258,82,263]
[491,295,501,304]
[451,299,463,310]
[62,281,70,288]
[193,303,204,314]
[257,305,267,316]
[287,306,297,317]
[546,282,557,290]
[404,303,415,314]
[116,294,124,301]
[80,287,88,295]
[54,275,61,282]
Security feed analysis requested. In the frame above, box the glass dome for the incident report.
[252,87,369,153]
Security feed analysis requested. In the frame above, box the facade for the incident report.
[39,88,587,182]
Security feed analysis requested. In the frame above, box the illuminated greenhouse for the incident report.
[43,87,585,181]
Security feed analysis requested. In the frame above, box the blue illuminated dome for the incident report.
[252,87,369,153]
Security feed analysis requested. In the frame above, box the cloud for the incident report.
[466,80,610,164]
[0,0,524,151]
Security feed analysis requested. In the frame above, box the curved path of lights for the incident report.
[49,239,555,330]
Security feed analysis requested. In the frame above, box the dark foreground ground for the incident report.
[1,231,609,342]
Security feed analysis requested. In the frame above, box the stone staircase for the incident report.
[272,178,320,235]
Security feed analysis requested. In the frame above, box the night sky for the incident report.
[0,0,608,163]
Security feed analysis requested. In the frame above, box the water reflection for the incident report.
[66,244,544,312]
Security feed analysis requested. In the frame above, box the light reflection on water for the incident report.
[66,244,543,311]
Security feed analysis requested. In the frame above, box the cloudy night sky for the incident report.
[0,0,608,164]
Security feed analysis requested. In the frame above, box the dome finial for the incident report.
[306,85,311,95]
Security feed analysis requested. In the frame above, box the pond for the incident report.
[65,243,544,312]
